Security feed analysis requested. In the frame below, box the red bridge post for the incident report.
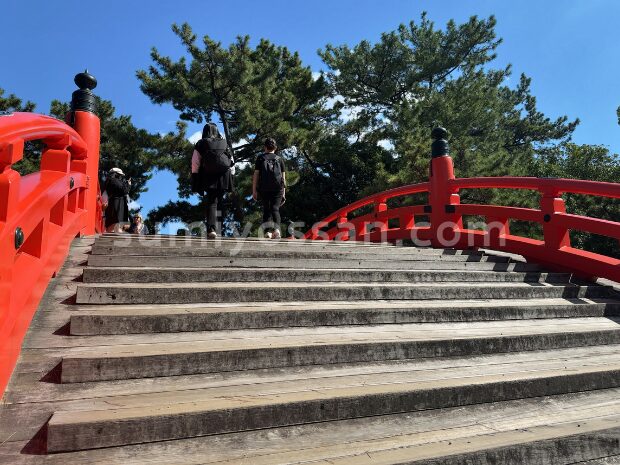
[67,72,101,235]
[428,128,462,247]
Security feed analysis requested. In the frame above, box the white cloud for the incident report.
[188,131,202,144]
[128,200,141,211]
[340,105,363,123]
[325,95,342,109]
[377,139,395,151]
[312,71,323,81]
[325,94,363,123]
[233,138,248,148]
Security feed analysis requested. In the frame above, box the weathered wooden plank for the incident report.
[81,266,569,284]
[87,254,536,270]
[90,241,479,256]
[69,298,620,335]
[19,315,620,350]
[7,344,620,405]
[75,280,613,305]
[47,316,620,352]
[46,365,620,451]
[50,357,620,413]
[2,389,619,463]
[88,245,511,262]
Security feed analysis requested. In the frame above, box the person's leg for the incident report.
[205,189,218,234]
[215,190,225,235]
[271,191,283,237]
[262,192,274,230]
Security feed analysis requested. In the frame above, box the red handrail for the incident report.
[304,182,431,242]
[305,131,620,283]
[0,104,101,397]
[452,176,620,198]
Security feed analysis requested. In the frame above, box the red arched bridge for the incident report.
[1,73,103,397]
[1,73,619,463]
[304,127,620,281]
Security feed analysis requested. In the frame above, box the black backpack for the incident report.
[258,153,283,191]
[197,138,231,175]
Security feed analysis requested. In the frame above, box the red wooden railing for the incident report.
[0,73,101,396]
[305,128,620,283]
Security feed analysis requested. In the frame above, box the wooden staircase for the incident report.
[1,234,620,464]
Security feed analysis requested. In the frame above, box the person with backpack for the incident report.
[252,138,286,239]
[191,123,235,239]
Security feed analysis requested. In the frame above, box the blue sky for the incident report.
[2,0,619,232]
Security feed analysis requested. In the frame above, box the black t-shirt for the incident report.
[254,152,286,174]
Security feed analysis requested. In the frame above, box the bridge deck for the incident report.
[1,236,620,464]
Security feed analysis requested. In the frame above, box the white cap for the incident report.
[109,167,125,176]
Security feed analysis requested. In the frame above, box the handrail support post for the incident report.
[540,192,570,249]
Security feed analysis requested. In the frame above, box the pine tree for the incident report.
[137,23,333,162]
[0,87,40,174]
[137,23,336,230]
[0,88,35,112]
[49,98,159,199]
[303,13,595,245]
[320,13,579,200]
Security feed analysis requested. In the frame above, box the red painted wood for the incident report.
[0,111,101,397]
[305,156,620,283]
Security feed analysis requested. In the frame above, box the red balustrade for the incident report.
[305,128,620,283]
[0,73,101,396]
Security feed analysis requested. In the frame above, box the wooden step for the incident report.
[7,345,614,404]
[75,281,612,305]
[87,254,536,270]
[5,388,619,463]
[68,298,620,335]
[90,244,507,260]
[46,347,620,451]
[98,233,396,247]
[58,317,620,382]
[81,267,570,284]
[92,238,473,255]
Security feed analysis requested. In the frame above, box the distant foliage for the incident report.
[534,143,620,258]
[0,88,40,174]
[319,14,578,192]
[49,99,161,199]
[0,88,35,112]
